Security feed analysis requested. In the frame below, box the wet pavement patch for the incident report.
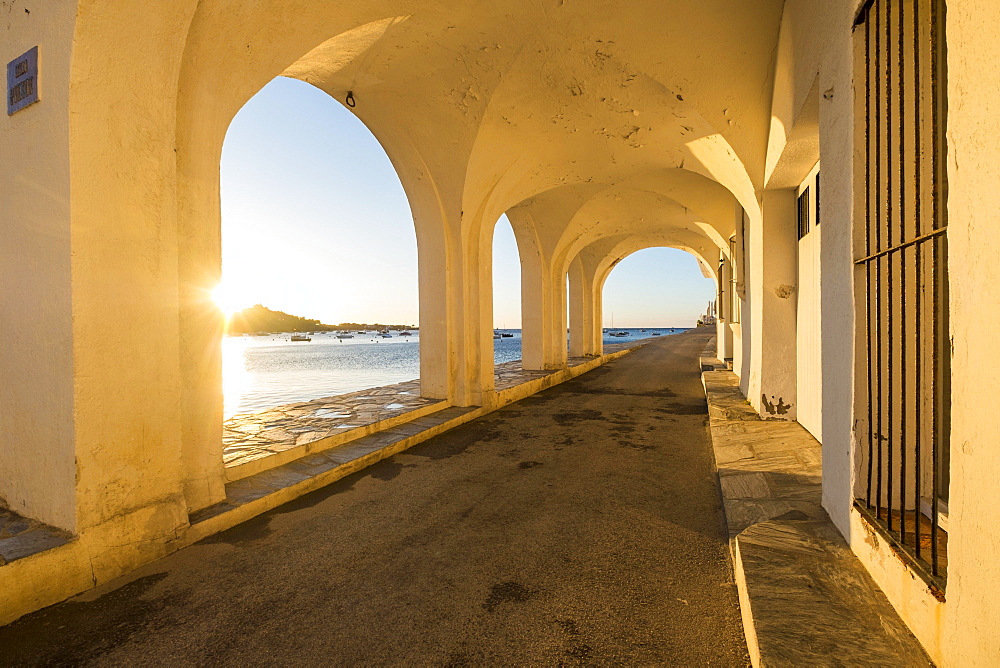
[369,461,416,481]
[551,409,604,426]
[482,581,535,612]
[517,392,561,407]
[619,440,656,451]
[413,424,493,459]
[453,420,505,444]
[200,512,274,545]
[658,402,707,415]
[564,387,679,398]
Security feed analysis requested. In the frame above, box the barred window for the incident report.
[728,237,740,324]
[797,188,811,239]
[854,0,949,591]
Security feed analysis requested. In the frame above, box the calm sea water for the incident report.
[223,327,687,417]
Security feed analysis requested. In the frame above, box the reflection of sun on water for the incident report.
[214,283,254,418]
[222,336,251,419]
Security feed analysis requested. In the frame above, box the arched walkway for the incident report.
[601,248,716,329]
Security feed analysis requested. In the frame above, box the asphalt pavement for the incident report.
[0,328,748,666]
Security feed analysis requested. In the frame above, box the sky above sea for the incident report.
[220,77,715,328]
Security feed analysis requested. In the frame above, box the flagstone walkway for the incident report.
[222,380,440,471]
[224,346,639,475]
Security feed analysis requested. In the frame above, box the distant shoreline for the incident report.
[227,303,416,335]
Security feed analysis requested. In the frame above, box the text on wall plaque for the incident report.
[8,46,39,115]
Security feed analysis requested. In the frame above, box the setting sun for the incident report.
[212,283,251,316]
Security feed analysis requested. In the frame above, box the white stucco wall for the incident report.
[796,164,822,441]
[749,190,800,420]
[940,0,1000,661]
[0,2,78,530]
[815,0,858,540]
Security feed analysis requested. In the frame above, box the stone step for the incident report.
[700,355,727,372]
[188,405,482,541]
[223,387,450,482]
[701,360,931,666]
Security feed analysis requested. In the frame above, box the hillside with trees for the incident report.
[226,304,416,334]
[227,304,328,334]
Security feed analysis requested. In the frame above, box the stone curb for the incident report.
[699,348,931,667]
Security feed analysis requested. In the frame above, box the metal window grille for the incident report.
[854,0,949,591]
[815,172,821,226]
[797,188,811,239]
[717,260,727,322]
[729,237,740,324]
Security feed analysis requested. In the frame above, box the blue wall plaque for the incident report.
[8,46,39,115]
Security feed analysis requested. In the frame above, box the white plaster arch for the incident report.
[592,236,720,297]
[564,230,721,358]
[56,0,783,551]
[551,188,728,282]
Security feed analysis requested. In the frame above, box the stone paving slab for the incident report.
[701,350,931,666]
[223,380,442,469]
[190,406,480,530]
[222,381,457,482]
[494,361,553,392]
[0,509,72,566]
[490,342,647,392]
[227,358,612,471]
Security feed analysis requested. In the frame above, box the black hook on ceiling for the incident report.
[346,91,356,108]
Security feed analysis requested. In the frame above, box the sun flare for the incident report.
[212,283,250,316]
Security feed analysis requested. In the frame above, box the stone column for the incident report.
[417,212,494,408]
[176,179,228,515]
[507,208,568,372]
[571,248,609,358]
[518,248,549,371]
[748,191,799,420]
[716,252,734,363]
[386,149,493,408]
[568,257,587,357]
[589,280,604,356]
[545,265,569,369]
[570,255,603,357]
[519,261,568,370]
